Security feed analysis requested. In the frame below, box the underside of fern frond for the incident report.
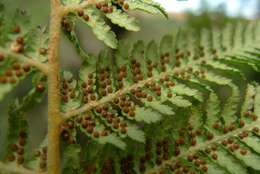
[1,1,260,174]
[54,21,260,174]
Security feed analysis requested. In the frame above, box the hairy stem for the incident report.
[47,0,63,174]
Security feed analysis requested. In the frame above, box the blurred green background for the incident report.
[0,0,260,158]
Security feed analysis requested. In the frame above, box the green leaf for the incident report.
[131,40,145,59]
[254,85,260,116]
[7,100,28,150]
[221,83,240,124]
[62,144,81,174]
[82,8,118,49]
[79,55,98,81]
[241,84,255,115]
[231,143,260,171]
[168,96,192,107]
[213,148,249,174]
[135,107,162,124]
[160,34,173,55]
[127,125,145,143]
[242,135,260,154]
[98,134,126,150]
[105,7,140,31]
[147,101,175,115]
[204,72,232,85]
[205,92,221,127]
[26,136,47,170]
[145,40,158,61]
[171,84,203,102]
[189,106,203,130]
[126,0,168,18]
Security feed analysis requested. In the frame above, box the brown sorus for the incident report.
[128,110,135,117]
[212,122,220,129]
[96,3,102,9]
[23,64,31,72]
[16,36,24,44]
[62,131,70,140]
[34,150,41,157]
[40,161,47,169]
[239,119,245,127]
[101,130,108,136]
[232,143,240,150]
[5,69,13,77]
[108,7,113,13]
[253,127,259,133]
[62,95,68,102]
[227,138,234,144]
[17,147,24,155]
[223,126,229,134]
[36,83,45,92]
[240,148,247,155]
[10,144,18,151]
[19,130,27,138]
[95,106,102,113]
[77,10,84,16]
[83,14,90,21]
[81,82,87,88]
[191,139,196,146]
[0,53,4,61]
[207,132,214,140]
[123,106,129,113]
[113,122,119,129]
[174,147,180,156]
[201,165,208,172]
[93,131,100,138]
[19,138,26,146]
[41,153,47,160]
[251,114,258,121]
[167,92,173,98]
[101,6,109,13]
[13,25,21,33]
[123,3,129,10]
[42,146,47,154]
[17,156,24,164]
[211,153,218,160]
[90,94,96,101]
[12,62,21,70]
[16,70,23,77]
[175,138,185,146]
[120,122,127,128]
[7,154,15,161]
[120,127,127,134]
[87,126,94,134]
[187,155,193,162]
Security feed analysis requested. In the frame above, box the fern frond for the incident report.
[59,21,260,173]
[62,0,167,49]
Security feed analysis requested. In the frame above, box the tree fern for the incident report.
[0,0,260,174]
